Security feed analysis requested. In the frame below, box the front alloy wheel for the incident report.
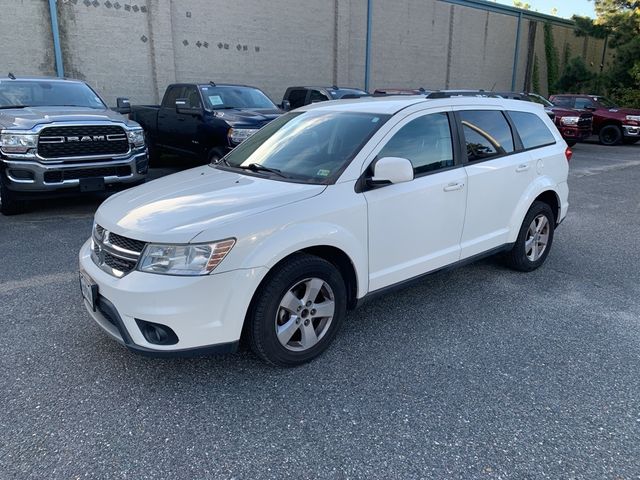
[247,253,347,366]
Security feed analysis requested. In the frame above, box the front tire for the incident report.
[599,125,623,146]
[505,201,555,272]
[0,174,24,216]
[247,253,347,367]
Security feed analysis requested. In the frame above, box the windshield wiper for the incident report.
[239,163,289,179]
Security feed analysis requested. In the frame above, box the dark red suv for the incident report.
[549,94,640,146]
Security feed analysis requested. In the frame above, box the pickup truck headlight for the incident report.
[228,128,258,145]
[625,115,640,123]
[127,128,145,147]
[138,239,236,276]
[0,133,38,153]
[560,116,580,126]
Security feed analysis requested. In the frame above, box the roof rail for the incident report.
[426,89,498,99]
[8,72,16,80]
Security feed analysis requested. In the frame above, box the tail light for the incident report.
[565,146,572,162]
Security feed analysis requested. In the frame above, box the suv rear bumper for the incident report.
[1,149,148,193]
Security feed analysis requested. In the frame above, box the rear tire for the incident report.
[0,174,24,216]
[247,253,347,367]
[599,125,623,146]
[505,201,555,272]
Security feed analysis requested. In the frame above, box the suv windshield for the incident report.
[0,80,106,109]
[200,85,276,110]
[218,111,389,183]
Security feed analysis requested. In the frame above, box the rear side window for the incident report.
[509,111,556,149]
[287,89,308,109]
[378,113,454,175]
[459,110,514,162]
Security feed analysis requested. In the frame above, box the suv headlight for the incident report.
[0,133,38,153]
[625,115,640,123]
[560,116,580,126]
[138,239,236,276]
[228,128,258,145]
[127,128,145,147]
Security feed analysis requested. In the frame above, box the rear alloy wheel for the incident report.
[505,201,555,272]
[599,125,622,146]
[248,253,347,367]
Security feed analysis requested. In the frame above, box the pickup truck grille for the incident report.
[92,224,146,277]
[578,115,593,127]
[38,125,129,160]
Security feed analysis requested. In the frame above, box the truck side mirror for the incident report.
[116,97,131,114]
[280,100,291,111]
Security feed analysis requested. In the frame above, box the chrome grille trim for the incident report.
[91,224,146,277]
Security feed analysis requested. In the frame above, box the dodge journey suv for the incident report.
[79,96,569,366]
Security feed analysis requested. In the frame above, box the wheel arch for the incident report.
[508,181,562,243]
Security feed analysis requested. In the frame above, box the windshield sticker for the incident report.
[208,95,224,106]
[316,169,331,177]
[371,117,380,123]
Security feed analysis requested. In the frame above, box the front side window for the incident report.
[162,86,184,107]
[459,110,514,162]
[378,113,454,175]
[509,111,556,149]
[200,86,276,110]
[0,80,105,109]
[574,97,597,109]
[287,89,308,109]
[309,90,329,103]
[219,111,389,183]
[183,86,202,109]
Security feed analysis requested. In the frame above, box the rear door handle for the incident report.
[443,182,464,192]
[516,164,530,172]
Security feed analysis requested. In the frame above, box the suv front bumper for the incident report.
[79,239,267,355]
[623,125,640,137]
[2,149,148,194]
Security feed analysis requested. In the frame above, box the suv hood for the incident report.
[95,166,325,243]
[0,106,132,130]
[217,108,282,127]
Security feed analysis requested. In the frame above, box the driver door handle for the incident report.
[443,182,464,192]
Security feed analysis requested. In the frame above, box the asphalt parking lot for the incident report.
[1,140,639,479]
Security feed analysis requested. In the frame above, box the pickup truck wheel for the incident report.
[207,149,224,164]
[623,138,639,145]
[146,141,160,164]
[247,253,347,367]
[504,201,555,272]
[0,175,24,216]
[599,125,622,146]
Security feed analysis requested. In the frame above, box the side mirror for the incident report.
[175,98,202,116]
[370,157,414,186]
[280,99,291,111]
[116,97,131,114]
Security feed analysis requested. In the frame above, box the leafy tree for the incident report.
[513,1,532,9]
[556,57,595,92]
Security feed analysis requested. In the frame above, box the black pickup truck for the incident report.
[0,76,148,215]
[129,83,282,163]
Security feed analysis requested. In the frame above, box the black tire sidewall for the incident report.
[509,201,555,271]
[248,254,347,366]
[0,173,22,215]
[599,125,622,146]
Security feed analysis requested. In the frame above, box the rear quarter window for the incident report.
[509,111,556,149]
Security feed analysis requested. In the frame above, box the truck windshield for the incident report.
[595,97,618,108]
[528,94,554,107]
[218,111,389,184]
[200,85,276,110]
[0,80,106,109]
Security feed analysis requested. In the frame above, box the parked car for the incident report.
[281,86,369,110]
[0,75,147,215]
[130,82,282,163]
[495,92,592,146]
[79,96,569,366]
[549,94,640,146]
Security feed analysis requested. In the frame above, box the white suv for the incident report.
[79,96,570,366]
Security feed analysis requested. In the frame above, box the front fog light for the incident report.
[138,239,236,276]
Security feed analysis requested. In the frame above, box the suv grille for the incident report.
[38,125,129,160]
[91,224,146,277]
